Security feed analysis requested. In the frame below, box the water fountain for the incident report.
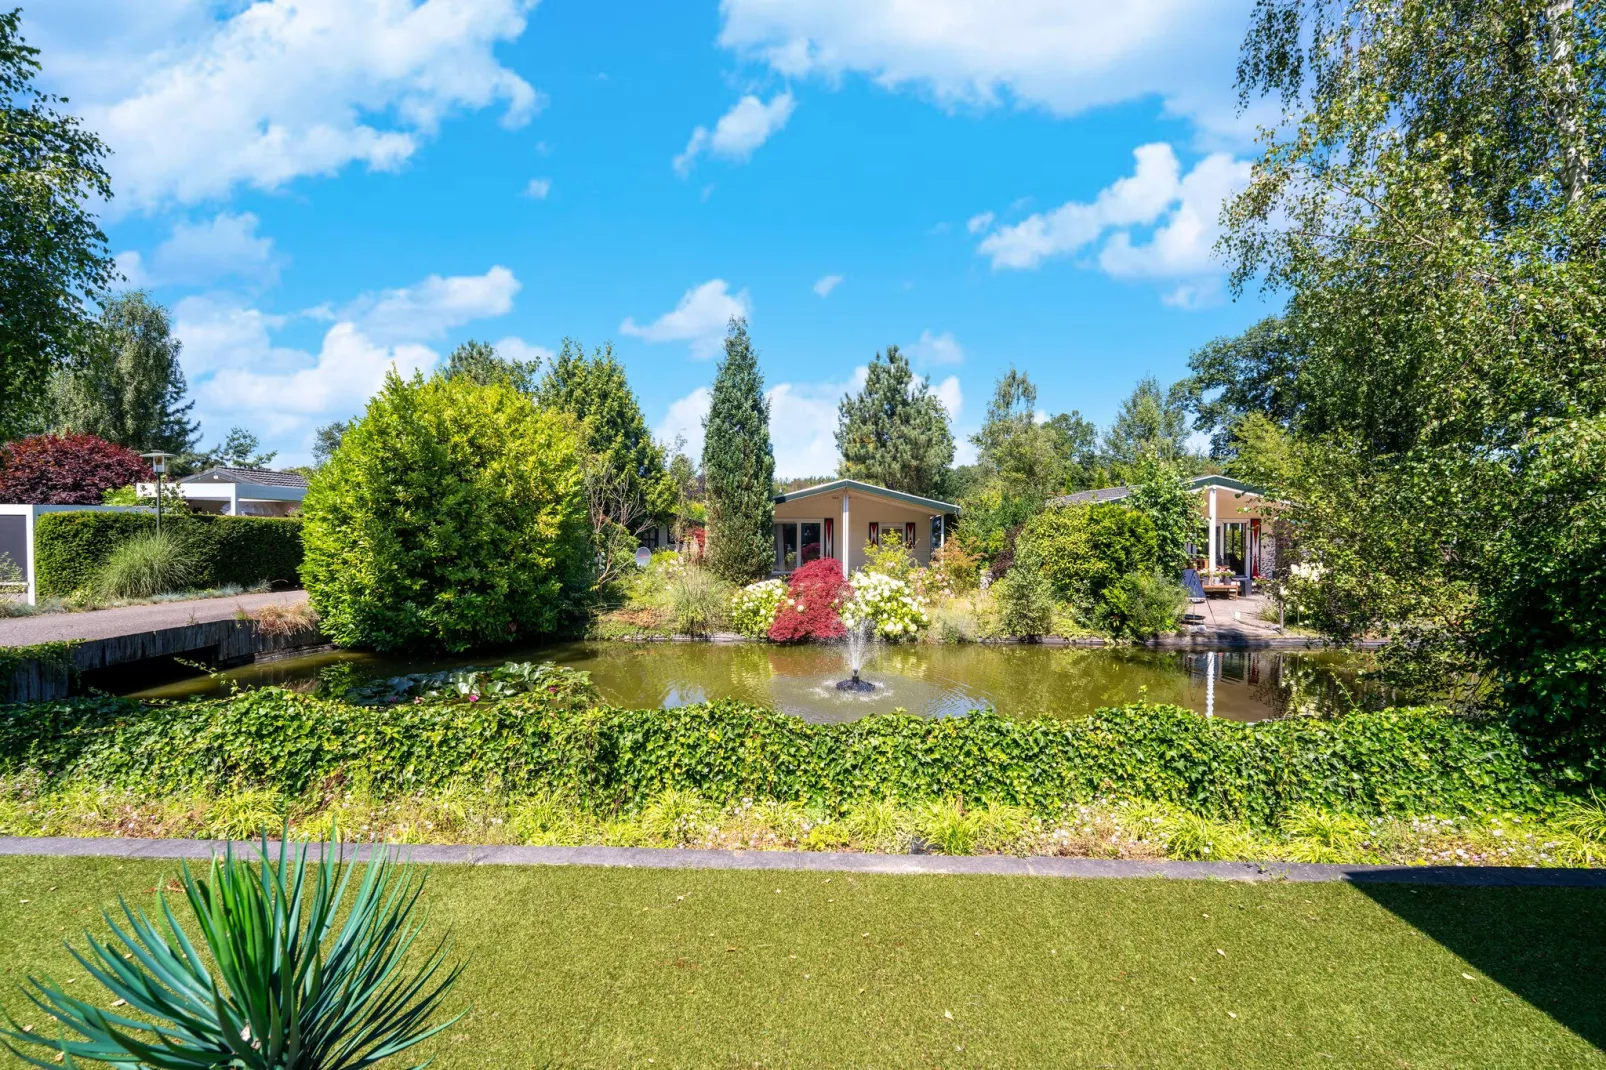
[835,620,876,692]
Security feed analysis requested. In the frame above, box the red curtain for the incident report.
[868,522,879,547]
[823,517,834,559]
[905,521,916,549]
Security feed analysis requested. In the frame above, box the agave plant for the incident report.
[1,832,463,1068]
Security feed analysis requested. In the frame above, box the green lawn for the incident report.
[1,857,1602,1069]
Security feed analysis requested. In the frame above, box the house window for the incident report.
[773,520,824,572]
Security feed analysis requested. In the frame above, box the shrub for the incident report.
[993,541,1056,639]
[1020,502,1158,606]
[1096,570,1187,639]
[843,570,928,640]
[731,578,787,637]
[301,371,590,652]
[928,541,980,595]
[0,692,1554,827]
[96,530,194,598]
[669,567,730,636]
[33,511,303,596]
[769,557,849,641]
[0,833,463,1067]
[862,529,916,583]
[0,433,150,504]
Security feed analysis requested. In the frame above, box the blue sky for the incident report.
[26,0,1278,474]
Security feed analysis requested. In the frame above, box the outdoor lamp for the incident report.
[140,451,178,535]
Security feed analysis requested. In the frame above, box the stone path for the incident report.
[0,590,308,647]
[2,837,1601,887]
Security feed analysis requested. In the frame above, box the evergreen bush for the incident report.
[300,371,590,652]
[1020,502,1158,605]
[703,319,776,583]
[34,512,302,596]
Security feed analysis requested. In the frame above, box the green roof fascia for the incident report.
[772,478,961,515]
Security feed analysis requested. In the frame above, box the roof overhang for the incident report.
[773,478,960,514]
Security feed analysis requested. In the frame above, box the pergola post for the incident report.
[840,492,851,579]
[1207,485,1218,573]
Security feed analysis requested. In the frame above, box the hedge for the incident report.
[33,511,303,596]
[0,691,1553,825]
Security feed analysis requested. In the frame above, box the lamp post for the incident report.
[140,452,176,536]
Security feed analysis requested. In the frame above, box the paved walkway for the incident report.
[0,590,309,647]
[2,837,1601,887]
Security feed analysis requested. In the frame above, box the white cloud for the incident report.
[717,0,1250,139]
[48,0,542,211]
[674,91,796,176]
[117,211,281,288]
[655,366,868,478]
[202,323,437,418]
[172,265,524,463]
[933,375,962,420]
[812,273,843,297]
[909,329,963,367]
[341,266,521,344]
[978,142,1181,269]
[621,279,752,359]
[966,211,994,235]
[524,177,552,199]
[493,336,555,365]
[975,143,1251,302]
[1095,152,1252,280]
[765,366,867,477]
[655,386,713,462]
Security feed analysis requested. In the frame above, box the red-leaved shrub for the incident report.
[0,434,152,505]
[768,557,850,641]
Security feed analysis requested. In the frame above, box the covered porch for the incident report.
[770,479,960,578]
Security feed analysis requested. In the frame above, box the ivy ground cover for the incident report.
[1,855,1602,1068]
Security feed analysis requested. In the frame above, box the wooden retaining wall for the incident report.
[4,620,327,702]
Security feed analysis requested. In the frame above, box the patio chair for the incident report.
[1181,567,1212,625]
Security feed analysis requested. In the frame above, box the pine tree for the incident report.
[702,318,775,582]
[835,344,954,497]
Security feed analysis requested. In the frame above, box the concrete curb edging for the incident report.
[2,837,1602,887]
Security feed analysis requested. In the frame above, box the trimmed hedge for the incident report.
[34,511,303,596]
[0,691,1552,825]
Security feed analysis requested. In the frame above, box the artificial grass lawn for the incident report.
[1,857,1602,1069]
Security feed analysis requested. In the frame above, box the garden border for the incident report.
[1,837,1600,887]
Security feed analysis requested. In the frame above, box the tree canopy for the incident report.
[0,11,115,440]
[835,344,954,498]
[1218,0,1606,766]
[442,338,541,396]
[969,368,1064,501]
[50,291,197,454]
[1102,376,1192,473]
[702,318,775,583]
[535,338,676,528]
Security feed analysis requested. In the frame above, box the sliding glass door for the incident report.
[773,520,824,572]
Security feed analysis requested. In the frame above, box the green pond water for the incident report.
[128,641,1385,723]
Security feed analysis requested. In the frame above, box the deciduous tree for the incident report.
[0,12,115,440]
[50,292,197,454]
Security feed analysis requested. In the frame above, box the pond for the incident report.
[127,640,1387,723]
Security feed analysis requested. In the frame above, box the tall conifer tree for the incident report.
[835,344,954,497]
[702,318,775,582]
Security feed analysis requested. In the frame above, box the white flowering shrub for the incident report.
[730,578,788,638]
[842,571,929,640]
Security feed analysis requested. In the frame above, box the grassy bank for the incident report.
[1,780,1598,866]
[2,855,1603,1068]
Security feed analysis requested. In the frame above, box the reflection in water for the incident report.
[130,640,1386,724]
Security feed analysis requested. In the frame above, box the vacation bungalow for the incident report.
[1049,474,1277,584]
[771,478,960,578]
